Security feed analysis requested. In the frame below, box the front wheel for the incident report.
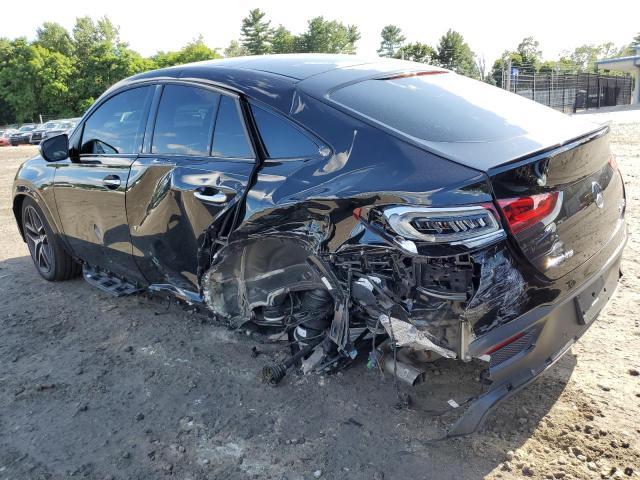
[21,198,81,281]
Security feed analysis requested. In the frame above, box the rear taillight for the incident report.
[381,205,505,247]
[608,154,618,172]
[497,192,560,234]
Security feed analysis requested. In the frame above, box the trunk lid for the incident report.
[489,127,625,279]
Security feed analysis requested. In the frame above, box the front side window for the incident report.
[81,86,152,155]
[211,96,253,158]
[250,105,320,159]
[152,85,220,156]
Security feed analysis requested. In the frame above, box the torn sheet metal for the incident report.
[202,237,322,325]
[379,314,457,359]
[465,248,528,335]
[378,341,429,386]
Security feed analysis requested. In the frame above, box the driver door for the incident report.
[53,85,155,283]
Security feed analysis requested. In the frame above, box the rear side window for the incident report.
[152,85,219,156]
[81,86,152,155]
[329,72,569,143]
[251,105,319,158]
[211,96,253,158]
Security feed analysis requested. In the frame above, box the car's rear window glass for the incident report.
[211,96,253,158]
[329,72,565,143]
[251,105,319,158]
[152,85,219,156]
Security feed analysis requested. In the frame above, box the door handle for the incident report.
[103,175,121,190]
[194,190,228,204]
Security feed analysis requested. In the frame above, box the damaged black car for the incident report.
[13,55,627,435]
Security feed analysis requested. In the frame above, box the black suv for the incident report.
[12,55,626,435]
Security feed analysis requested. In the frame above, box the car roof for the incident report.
[186,54,377,79]
[116,54,444,115]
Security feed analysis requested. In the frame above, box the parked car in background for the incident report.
[29,120,78,144]
[9,124,37,146]
[57,120,79,135]
[0,129,17,146]
[30,121,61,145]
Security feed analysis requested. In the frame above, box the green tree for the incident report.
[154,36,221,67]
[489,57,506,86]
[0,16,166,123]
[35,22,74,57]
[621,33,640,55]
[72,16,119,58]
[515,36,542,72]
[377,25,405,58]
[569,42,625,72]
[490,52,527,87]
[0,38,75,122]
[570,44,603,72]
[394,42,436,63]
[241,9,272,55]
[30,44,75,118]
[436,29,478,78]
[224,39,249,58]
[0,38,38,123]
[70,16,153,112]
[299,17,360,54]
[271,25,298,54]
[489,37,543,86]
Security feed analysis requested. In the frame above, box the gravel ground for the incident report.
[1,109,639,480]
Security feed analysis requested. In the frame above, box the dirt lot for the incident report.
[1,109,639,480]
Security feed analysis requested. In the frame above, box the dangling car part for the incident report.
[12,55,627,436]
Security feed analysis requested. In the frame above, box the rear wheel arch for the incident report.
[202,235,326,322]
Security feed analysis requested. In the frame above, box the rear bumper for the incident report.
[448,229,626,436]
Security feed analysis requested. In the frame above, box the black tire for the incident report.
[21,197,81,281]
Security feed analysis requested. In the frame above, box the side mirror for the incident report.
[40,134,69,162]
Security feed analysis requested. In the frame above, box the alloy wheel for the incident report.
[23,205,53,275]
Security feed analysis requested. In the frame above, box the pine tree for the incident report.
[240,9,272,55]
[377,25,405,58]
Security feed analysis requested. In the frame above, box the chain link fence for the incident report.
[502,71,633,113]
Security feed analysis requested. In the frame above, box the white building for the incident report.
[596,46,640,105]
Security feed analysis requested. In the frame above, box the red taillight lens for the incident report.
[497,192,559,234]
[608,155,618,171]
[380,70,448,80]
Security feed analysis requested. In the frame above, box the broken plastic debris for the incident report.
[367,350,380,369]
[378,314,457,359]
[448,399,460,408]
